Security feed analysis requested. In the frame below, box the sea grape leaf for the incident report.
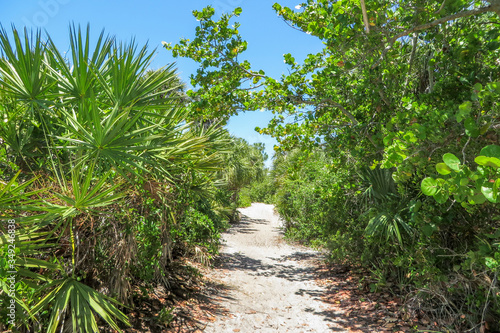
[443,153,461,171]
[421,177,438,196]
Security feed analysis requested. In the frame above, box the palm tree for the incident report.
[359,167,413,246]
[0,25,229,332]
[219,137,267,222]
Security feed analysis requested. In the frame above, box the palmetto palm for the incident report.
[0,25,227,332]
[359,167,412,246]
[222,137,265,192]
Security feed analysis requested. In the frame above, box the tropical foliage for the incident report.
[2,0,500,330]
[0,26,266,332]
[169,1,500,331]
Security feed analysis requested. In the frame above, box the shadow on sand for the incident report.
[207,212,386,332]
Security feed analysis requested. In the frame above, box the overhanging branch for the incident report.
[361,0,370,33]
[372,5,496,68]
[236,63,266,78]
[291,96,359,125]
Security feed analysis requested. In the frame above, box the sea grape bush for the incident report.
[169,2,500,330]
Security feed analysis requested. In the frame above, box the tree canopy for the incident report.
[167,1,500,330]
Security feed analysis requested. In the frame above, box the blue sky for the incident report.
[0,0,323,167]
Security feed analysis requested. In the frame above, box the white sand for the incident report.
[204,203,343,333]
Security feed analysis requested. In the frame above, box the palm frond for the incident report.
[46,24,114,104]
[359,166,398,205]
[31,278,130,333]
[0,26,53,103]
[365,210,412,246]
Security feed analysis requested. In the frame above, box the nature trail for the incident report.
[204,203,341,332]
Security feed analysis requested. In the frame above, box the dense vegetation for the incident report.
[168,1,500,331]
[2,0,500,331]
[0,26,266,332]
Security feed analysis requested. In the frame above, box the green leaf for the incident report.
[456,101,472,122]
[307,22,318,33]
[469,192,487,204]
[234,7,242,16]
[443,153,461,171]
[421,177,439,196]
[421,223,436,237]
[480,145,500,159]
[460,178,470,186]
[481,185,498,203]
[436,163,452,175]
[480,123,491,135]
[16,257,63,271]
[412,200,422,212]
[383,133,394,146]
[485,257,498,269]
[283,53,295,65]
[434,190,449,204]
[464,117,480,137]
[475,156,500,169]
[32,278,130,333]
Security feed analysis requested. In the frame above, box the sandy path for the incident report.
[204,203,342,333]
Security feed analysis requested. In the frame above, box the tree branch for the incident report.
[291,96,359,125]
[404,32,418,90]
[236,63,266,78]
[435,0,446,15]
[361,0,370,33]
[280,17,309,34]
[331,102,359,125]
[240,83,265,91]
[372,5,496,68]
